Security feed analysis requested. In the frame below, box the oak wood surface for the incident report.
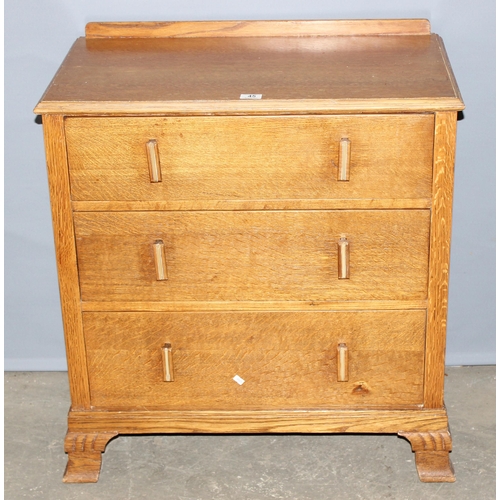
[42,115,90,410]
[399,429,455,482]
[145,139,161,183]
[80,300,428,312]
[161,343,174,382]
[35,99,465,115]
[153,240,168,281]
[73,210,430,302]
[399,429,452,452]
[424,112,457,408]
[338,137,351,182]
[65,115,434,203]
[338,237,350,279]
[86,19,431,38]
[36,20,462,484]
[71,199,433,212]
[63,451,102,483]
[83,310,426,410]
[67,408,450,434]
[337,343,349,382]
[34,34,464,115]
[436,36,464,107]
[63,431,118,483]
[82,300,427,312]
[413,452,456,482]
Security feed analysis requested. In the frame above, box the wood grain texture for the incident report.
[85,20,431,38]
[153,240,168,281]
[337,344,349,382]
[37,21,462,483]
[65,115,434,203]
[63,431,118,483]
[83,310,426,410]
[35,98,465,115]
[161,343,174,382]
[67,408,450,434]
[424,112,457,408]
[413,452,455,482]
[338,138,351,182]
[71,199,433,211]
[42,115,90,410]
[81,300,428,312]
[399,429,455,482]
[399,429,452,452]
[145,139,161,182]
[338,237,350,279]
[34,35,464,115]
[436,36,464,107]
[73,210,431,302]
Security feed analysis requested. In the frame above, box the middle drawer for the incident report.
[74,210,430,302]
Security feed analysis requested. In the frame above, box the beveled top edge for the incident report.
[85,19,431,39]
[34,97,465,115]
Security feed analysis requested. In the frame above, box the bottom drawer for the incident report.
[84,310,426,410]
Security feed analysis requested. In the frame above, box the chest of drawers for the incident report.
[35,19,464,483]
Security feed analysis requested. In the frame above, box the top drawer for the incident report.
[65,115,434,203]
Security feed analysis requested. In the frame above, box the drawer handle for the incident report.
[337,343,349,382]
[146,139,162,183]
[338,236,350,279]
[153,240,168,281]
[338,138,351,181]
[161,343,174,382]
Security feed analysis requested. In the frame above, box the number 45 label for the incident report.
[240,94,262,99]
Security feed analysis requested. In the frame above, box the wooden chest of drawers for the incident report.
[35,19,464,483]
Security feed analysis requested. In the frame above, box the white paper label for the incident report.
[240,94,262,100]
[233,375,245,385]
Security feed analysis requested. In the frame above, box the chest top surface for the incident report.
[34,19,463,115]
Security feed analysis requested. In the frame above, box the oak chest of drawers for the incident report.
[35,19,464,483]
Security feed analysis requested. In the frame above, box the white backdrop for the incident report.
[5,0,495,369]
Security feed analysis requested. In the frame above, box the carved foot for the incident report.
[63,431,118,483]
[399,429,455,482]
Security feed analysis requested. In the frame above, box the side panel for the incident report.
[424,111,457,408]
[43,115,90,409]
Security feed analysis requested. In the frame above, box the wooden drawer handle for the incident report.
[338,236,350,279]
[338,138,351,181]
[337,343,349,382]
[153,240,168,281]
[146,139,162,183]
[161,343,174,382]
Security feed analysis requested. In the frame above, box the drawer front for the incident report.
[84,310,426,410]
[74,210,430,302]
[66,115,433,202]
